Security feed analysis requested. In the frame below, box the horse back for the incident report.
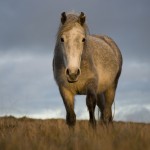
[89,34,122,69]
[91,34,122,64]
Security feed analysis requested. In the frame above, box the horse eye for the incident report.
[61,38,64,42]
[82,38,86,42]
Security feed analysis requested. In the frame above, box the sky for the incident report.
[0,0,150,122]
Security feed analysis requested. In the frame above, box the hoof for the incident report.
[89,119,96,129]
[66,113,76,127]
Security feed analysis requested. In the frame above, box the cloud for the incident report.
[115,104,150,123]
[116,59,150,106]
[0,49,60,115]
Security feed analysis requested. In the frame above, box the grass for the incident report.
[0,116,150,150]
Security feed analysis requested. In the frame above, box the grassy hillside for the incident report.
[0,116,150,150]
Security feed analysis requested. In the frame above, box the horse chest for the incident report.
[65,80,87,95]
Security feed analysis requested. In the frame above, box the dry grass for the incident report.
[0,116,150,150]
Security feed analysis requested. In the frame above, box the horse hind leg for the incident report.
[103,68,122,125]
[103,83,116,125]
[96,93,105,121]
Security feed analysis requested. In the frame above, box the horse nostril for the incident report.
[66,68,71,76]
[77,69,81,76]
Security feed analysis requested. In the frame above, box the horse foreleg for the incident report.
[59,87,76,127]
[86,86,97,128]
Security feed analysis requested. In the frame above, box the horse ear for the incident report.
[61,12,67,24]
[78,12,86,26]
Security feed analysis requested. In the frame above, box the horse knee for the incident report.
[86,94,96,111]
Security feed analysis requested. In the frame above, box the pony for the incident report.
[53,12,122,127]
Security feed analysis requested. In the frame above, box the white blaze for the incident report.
[61,25,85,72]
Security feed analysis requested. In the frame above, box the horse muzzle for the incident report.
[65,68,81,83]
